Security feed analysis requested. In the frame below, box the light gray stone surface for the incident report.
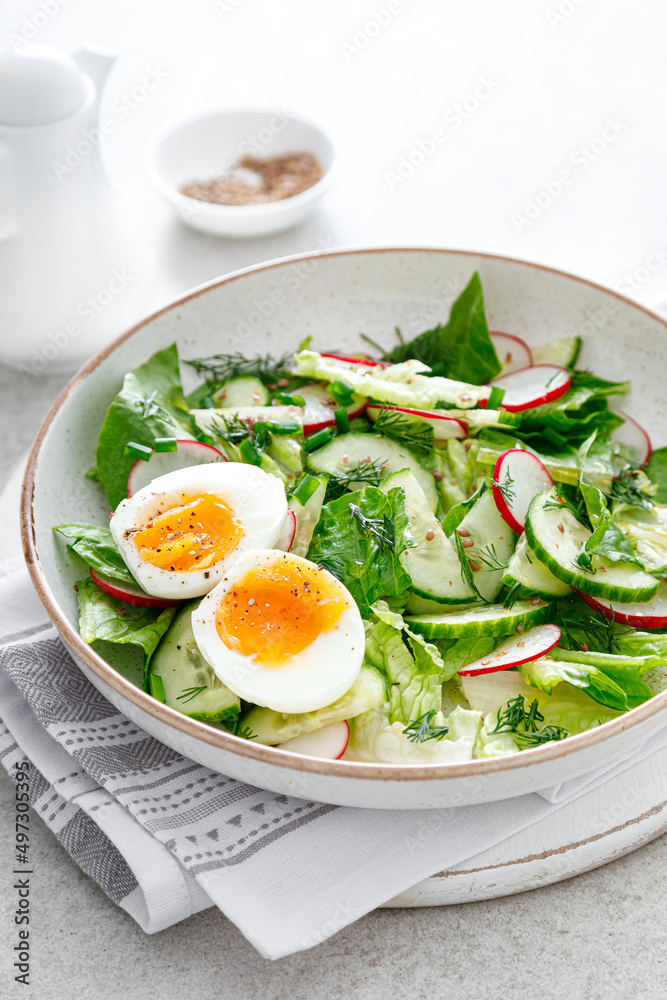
[1,371,666,1000]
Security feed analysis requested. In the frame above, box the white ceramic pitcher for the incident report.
[0,45,154,375]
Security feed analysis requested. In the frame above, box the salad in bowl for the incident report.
[52,272,667,766]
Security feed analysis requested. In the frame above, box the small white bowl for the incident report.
[146,108,337,239]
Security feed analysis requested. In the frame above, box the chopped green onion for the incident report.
[265,419,301,435]
[290,473,321,506]
[148,674,166,703]
[329,379,355,407]
[486,386,505,410]
[124,441,153,462]
[335,408,350,434]
[197,433,217,447]
[239,437,262,466]
[304,427,335,452]
[153,437,178,453]
[275,392,305,406]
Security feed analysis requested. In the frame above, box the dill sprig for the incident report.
[232,724,257,740]
[489,695,569,748]
[177,686,207,704]
[186,351,293,384]
[492,472,516,506]
[372,407,435,457]
[559,605,619,654]
[349,504,395,552]
[210,413,251,445]
[609,468,654,510]
[403,710,449,743]
[324,458,387,502]
[476,542,509,573]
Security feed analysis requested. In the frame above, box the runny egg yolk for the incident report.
[134,493,243,572]
[215,557,349,665]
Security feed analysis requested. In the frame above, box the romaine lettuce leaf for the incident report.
[96,344,197,508]
[53,523,134,584]
[307,486,415,616]
[76,578,176,677]
[384,272,502,384]
[519,656,630,711]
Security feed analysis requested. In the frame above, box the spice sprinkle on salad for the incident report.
[53,272,667,763]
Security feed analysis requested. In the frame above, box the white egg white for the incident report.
[110,463,287,599]
[191,548,365,713]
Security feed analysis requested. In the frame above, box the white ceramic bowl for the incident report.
[22,248,667,809]
[146,108,337,238]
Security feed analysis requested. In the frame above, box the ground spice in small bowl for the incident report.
[180,152,324,206]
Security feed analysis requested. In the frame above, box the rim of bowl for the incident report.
[145,106,338,217]
[21,246,667,782]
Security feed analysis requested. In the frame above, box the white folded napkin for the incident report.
[2,567,666,959]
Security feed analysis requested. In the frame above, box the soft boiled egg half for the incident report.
[192,549,365,713]
[110,463,288,599]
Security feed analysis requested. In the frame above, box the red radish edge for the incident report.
[127,440,225,497]
[320,353,389,369]
[89,568,177,609]
[489,331,534,372]
[489,364,571,413]
[612,410,652,466]
[275,720,350,759]
[366,403,468,435]
[298,383,367,436]
[492,448,554,535]
[458,624,561,676]
[275,509,297,552]
[575,588,667,629]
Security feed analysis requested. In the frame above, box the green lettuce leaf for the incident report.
[613,501,667,574]
[519,656,631,711]
[385,272,502,384]
[345,704,480,763]
[646,446,667,503]
[306,486,415,616]
[76,578,176,680]
[54,523,134,584]
[96,344,196,508]
[518,372,627,442]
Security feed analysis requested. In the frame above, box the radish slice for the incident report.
[489,364,571,412]
[366,403,467,440]
[275,509,297,552]
[295,383,367,436]
[611,411,652,466]
[458,624,561,676]
[89,568,177,608]
[276,721,350,759]
[127,440,225,497]
[320,353,390,369]
[576,582,667,629]
[489,331,533,374]
[493,448,554,534]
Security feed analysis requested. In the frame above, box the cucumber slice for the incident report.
[405,599,550,639]
[242,665,386,744]
[211,376,269,407]
[531,336,581,369]
[502,533,570,599]
[306,431,438,511]
[524,490,659,603]
[454,489,517,602]
[381,469,476,605]
[149,602,240,722]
